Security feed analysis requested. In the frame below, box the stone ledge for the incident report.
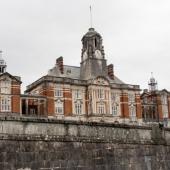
[0,115,153,130]
[0,134,164,145]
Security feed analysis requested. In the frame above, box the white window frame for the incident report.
[129,105,136,117]
[75,101,82,115]
[1,96,11,112]
[162,105,168,118]
[55,88,63,98]
[55,100,64,114]
[97,103,105,114]
[97,89,104,99]
[74,90,82,99]
[112,104,118,116]
[161,95,167,105]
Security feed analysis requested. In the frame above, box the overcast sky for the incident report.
[0,0,170,92]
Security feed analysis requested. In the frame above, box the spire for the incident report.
[0,51,7,74]
[90,6,93,28]
[148,72,157,92]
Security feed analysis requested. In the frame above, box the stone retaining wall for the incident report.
[0,116,169,170]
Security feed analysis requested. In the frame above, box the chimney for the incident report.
[107,64,114,79]
[143,89,148,93]
[56,56,64,74]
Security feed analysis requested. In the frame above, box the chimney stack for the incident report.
[107,64,114,79]
[56,56,64,74]
[143,89,148,93]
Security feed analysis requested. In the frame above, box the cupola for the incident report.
[0,51,7,74]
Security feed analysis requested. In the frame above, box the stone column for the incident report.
[37,99,40,117]
[20,99,22,116]
[26,99,28,115]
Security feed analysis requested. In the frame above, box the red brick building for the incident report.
[0,51,21,115]
[3,28,170,126]
[24,28,142,124]
[141,74,170,126]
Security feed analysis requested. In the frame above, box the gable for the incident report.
[0,72,22,84]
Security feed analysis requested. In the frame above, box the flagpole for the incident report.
[90,6,93,28]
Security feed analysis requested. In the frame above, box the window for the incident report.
[111,93,119,103]
[112,104,118,116]
[97,89,104,99]
[55,88,63,97]
[162,105,168,118]
[143,97,148,104]
[128,94,135,103]
[97,103,105,114]
[74,90,82,99]
[161,95,167,105]
[0,80,11,94]
[55,101,63,114]
[75,101,82,114]
[129,105,136,117]
[1,96,11,112]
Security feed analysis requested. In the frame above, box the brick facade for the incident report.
[5,27,170,125]
[120,93,129,118]
[63,87,72,116]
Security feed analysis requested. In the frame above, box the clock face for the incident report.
[95,50,102,59]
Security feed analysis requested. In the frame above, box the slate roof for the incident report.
[48,64,125,85]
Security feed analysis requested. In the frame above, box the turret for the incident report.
[0,51,7,74]
[148,72,157,92]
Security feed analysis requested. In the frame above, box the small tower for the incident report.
[80,28,107,80]
[148,72,157,92]
[0,51,7,74]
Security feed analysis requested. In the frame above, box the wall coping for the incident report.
[0,115,153,130]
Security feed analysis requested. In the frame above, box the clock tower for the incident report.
[80,28,107,80]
